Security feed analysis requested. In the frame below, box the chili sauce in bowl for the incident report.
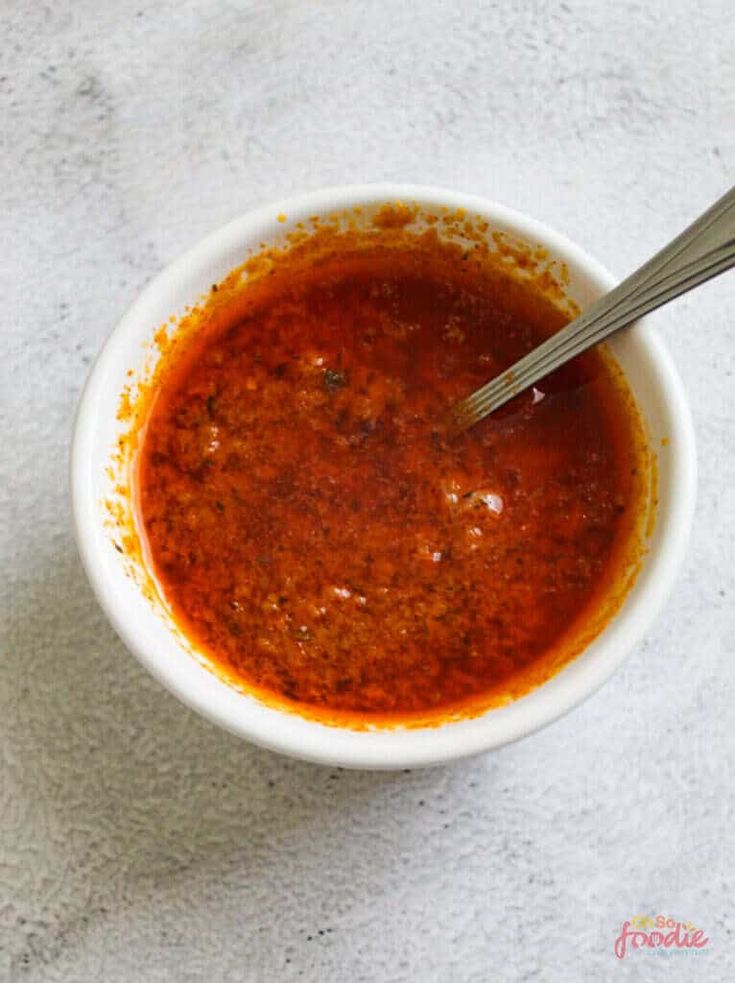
[134,211,649,725]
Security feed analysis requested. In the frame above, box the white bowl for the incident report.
[71,184,696,769]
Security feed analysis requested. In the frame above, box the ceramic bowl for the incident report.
[71,184,696,768]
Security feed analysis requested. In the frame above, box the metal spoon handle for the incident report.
[453,185,735,428]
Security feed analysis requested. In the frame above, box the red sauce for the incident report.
[138,229,646,723]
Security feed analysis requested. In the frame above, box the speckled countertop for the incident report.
[1,1,733,980]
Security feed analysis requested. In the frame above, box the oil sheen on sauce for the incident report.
[137,231,647,724]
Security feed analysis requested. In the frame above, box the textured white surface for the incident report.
[1,1,733,980]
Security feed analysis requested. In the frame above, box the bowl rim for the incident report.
[70,182,697,769]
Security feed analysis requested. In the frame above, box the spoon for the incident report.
[452,185,735,429]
